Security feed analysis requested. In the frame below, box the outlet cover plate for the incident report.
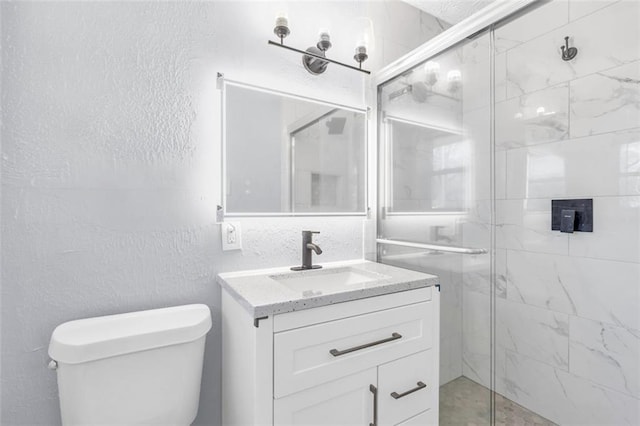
[222,222,242,251]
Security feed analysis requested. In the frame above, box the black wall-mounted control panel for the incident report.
[551,199,593,233]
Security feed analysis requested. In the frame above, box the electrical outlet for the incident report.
[221,222,242,251]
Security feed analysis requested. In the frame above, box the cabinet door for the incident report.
[378,350,435,426]
[394,409,436,426]
[274,368,377,426]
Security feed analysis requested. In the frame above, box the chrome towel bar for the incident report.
[376,238,488,255]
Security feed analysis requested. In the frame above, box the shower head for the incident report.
[410,82,429,103]
[326,117,347,135]
[387,82,430,103]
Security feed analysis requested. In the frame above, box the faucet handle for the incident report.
[303,230,320,234]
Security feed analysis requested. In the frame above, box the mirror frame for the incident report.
[221,78,369,217]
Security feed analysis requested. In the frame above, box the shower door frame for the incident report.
[373,1,538,425]
[374,1,537,86]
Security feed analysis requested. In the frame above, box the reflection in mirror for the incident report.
[378,48,469,216]
[224,82,366,215]
[386,117,465,213]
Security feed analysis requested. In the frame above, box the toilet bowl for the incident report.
[48,304,212,425]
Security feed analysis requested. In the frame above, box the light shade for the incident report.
[354,17,375,54]
[274,11,290,40]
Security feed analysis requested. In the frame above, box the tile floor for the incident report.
[440,376,557,426]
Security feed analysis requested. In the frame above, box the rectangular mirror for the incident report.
[223,81,367,216]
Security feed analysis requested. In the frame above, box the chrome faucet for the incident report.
[291,230,323,271]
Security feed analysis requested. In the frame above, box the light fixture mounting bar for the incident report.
[268,40,371,75]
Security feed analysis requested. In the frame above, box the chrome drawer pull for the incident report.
[369,384,378,426]
[390,381,426,399]
[329,332,402,357]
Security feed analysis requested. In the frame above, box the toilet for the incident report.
[48,304,212,425]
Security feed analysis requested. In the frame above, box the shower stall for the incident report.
[375,1,639,424]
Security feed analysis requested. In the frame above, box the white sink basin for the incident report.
[270,267,390,296]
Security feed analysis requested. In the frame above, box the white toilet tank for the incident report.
[48,304,212,426]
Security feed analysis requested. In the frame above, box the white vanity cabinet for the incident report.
[221,285,440,426]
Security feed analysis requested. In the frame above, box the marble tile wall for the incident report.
[501,350,639,425]
[504,1,637,98]
[487,0,640,424]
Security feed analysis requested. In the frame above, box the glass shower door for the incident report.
[377,31,494,425]
[489,1,640,425]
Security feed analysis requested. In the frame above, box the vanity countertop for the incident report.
[216,259,439,318]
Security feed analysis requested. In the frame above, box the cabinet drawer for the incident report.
[378,350,434,426]
[274,301,433,398]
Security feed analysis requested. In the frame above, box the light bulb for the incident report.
[424,61,440,74]
[354,44,368,65]
[317,28,332,51]
[424,61,440,86]
[275,12,288,28]
[274,12,290,40]
[447,70,462,82]
[447,70,462,93]
[354,17,375,54]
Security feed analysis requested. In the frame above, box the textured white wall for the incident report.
[0,1,445,424]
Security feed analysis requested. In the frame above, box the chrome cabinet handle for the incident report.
[369,384,378,426]
[329,332,402,357]
[391,381,427,399]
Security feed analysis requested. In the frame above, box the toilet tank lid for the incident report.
[48,304,212,364]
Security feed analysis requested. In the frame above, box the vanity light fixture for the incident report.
[268,13,371,75]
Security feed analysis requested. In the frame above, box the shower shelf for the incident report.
[376,238,488,255]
